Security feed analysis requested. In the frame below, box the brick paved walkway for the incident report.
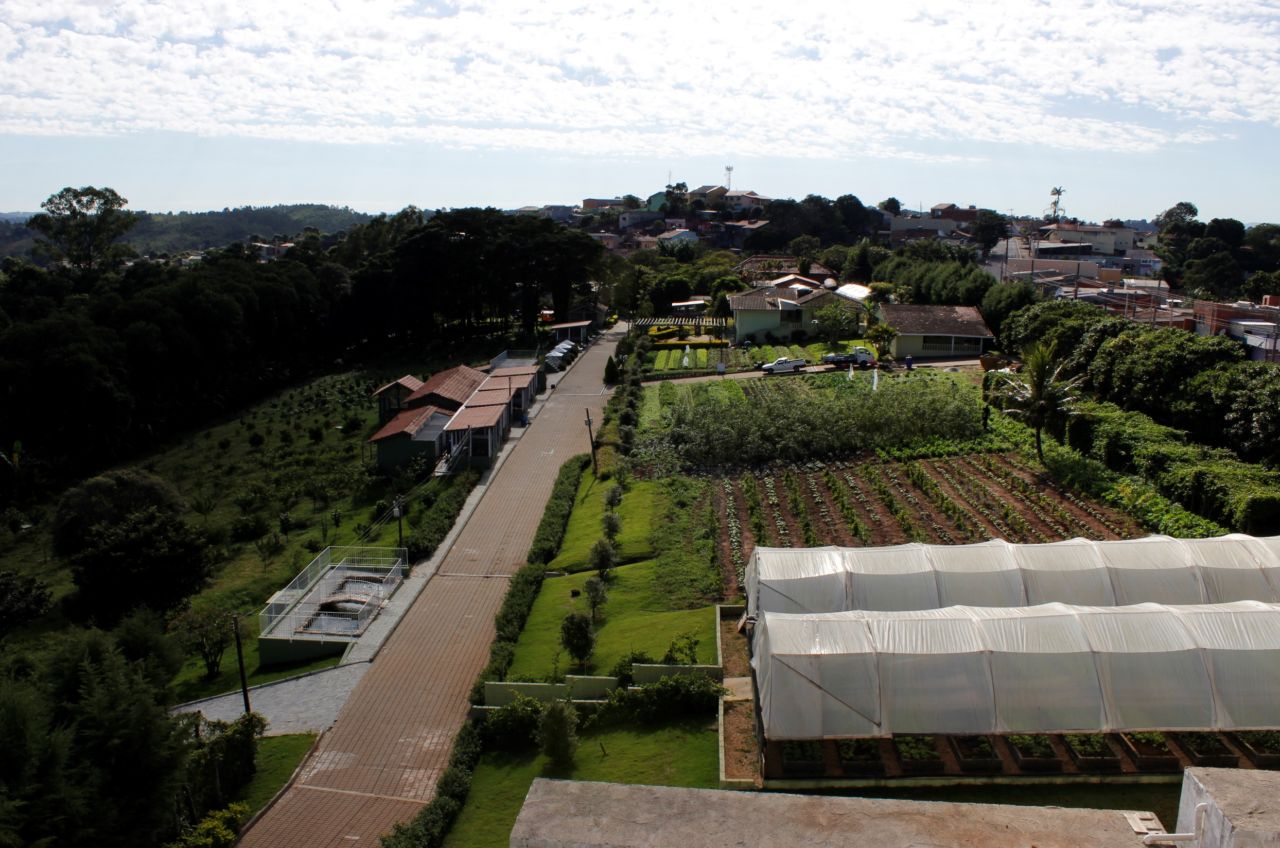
[239,328,621,848]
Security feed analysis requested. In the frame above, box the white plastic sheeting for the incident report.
[753,602,1280,739]
[745,536,1280,616]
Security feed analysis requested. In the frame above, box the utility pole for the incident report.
[584,408,598,476]
[393,495,403,548]
[232,614,251,715]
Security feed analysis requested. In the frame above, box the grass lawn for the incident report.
[443,720,717,848]
[848,782,1181,831]
[232,733,318,815]
[506,559,718,679]
[169,614,341,703]
[548,477,658,572]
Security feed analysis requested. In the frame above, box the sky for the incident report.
[2,1,1279,224]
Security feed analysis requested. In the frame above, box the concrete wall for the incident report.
[259,636,348,665]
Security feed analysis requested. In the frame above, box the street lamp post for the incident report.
[393,495,403,548]
[584,409,598,476]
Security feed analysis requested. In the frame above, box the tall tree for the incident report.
[27,187,138,283]
[878,197,902,215]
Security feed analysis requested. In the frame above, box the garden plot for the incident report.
[714,452,1140,596]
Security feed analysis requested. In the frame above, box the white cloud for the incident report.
[0,0,1277,161]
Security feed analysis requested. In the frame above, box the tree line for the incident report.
[0,189,603,511]
[1003,300,1280,468]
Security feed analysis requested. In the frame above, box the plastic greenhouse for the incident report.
[745,535,1280,617]
[752,601,1280,740]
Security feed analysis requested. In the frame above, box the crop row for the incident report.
[717,453,1137,572]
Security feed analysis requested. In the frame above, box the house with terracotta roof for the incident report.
[735,254,836,284]
[371,375,425,423]
[875,304,994,358]
[404,365,487,412]
[729,286,839,343]
[369,363,540,470]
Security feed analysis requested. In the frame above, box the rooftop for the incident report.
[444,403,506,431]
[510,779,1159,848]
[407,364,487,407]
[878,303,994,338]
[368,405,445,442]
[371,374,424,397]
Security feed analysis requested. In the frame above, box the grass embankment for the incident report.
[509,476,720,679]
[3,359,485,697]
[548,477,658,571]
[232,733,318,815]
[443,721,717,848]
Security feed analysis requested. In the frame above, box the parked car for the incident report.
[762,356,807,374]
[822,346,877,369]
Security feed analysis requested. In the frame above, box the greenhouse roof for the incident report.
[746,535,1280,616]
[753,601,1280,739]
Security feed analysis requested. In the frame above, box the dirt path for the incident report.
[239,328,621,848]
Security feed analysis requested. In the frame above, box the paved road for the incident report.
[239,328,621,848]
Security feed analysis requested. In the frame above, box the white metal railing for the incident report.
[258,546,406,637]
[259,564,403,639]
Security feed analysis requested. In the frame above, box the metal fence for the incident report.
[258,545,407,638]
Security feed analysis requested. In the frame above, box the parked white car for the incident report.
[761,356,807,374]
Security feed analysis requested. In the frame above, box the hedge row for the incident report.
[1066,401,1280,535]
[470,454,589,704]
[379,721,482,848]
[526,455,590,565]
[404,470,482,562]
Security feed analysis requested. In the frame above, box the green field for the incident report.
[443,720,718,848]
[232,733,318,815]
[548,477,658,571]
[506,559,717,678]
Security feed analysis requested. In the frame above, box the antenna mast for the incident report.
[725,165,734,190]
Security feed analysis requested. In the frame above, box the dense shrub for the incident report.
[587,674,724,729]
[404,471,480,561]
[656,372,981,467]
[1066,400,1280,534]
[164,803,250,848]
[482,694,545,751]
[539,700,578,769]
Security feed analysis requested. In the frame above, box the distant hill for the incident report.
[0,203,377,260]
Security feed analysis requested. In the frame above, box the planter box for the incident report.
[894,735,945,776]
[1062,734,1121,773]
[1006,734,1063,773]
[948,735,1003,774]
[1172,733,1238,768]
[1228,732,1280,768]
[1118,733,1180,772]
[836,739,885,777]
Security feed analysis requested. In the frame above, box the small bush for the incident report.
[539,700,579,770]
[482,694,545,751]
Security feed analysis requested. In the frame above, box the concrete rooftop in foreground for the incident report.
[510,779,1161,848]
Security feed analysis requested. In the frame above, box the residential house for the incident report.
[645,191,668,212]
[690,185,728,204]
[619,210,664,230]
[735,254,835,284]
[1195,300,1280,362]
[729,286,838,343]
[539,205,576,224]
[657,229,699,250]
[372,375,424,423]
[930,203,982,224]
[1038,222,1136,255]
[724,190,770,211]
[876,304,994,358]
[582,197,623,210]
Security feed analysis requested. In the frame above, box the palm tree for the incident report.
[997,342,1081,463]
